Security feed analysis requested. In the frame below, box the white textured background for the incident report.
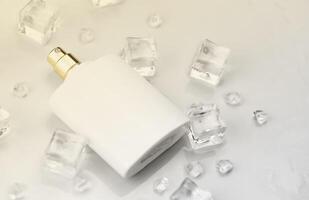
[0,0,309,199]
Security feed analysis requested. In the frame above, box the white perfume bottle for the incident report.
[47,47,188,178]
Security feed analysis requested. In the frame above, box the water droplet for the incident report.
[147,14,163,28]
[224,92,242,106]
[12,82,29,98]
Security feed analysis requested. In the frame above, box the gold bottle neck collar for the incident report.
[47,47,80,79]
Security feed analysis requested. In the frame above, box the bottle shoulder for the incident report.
[65,54,123,78]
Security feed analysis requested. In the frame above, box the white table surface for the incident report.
[0,0,309,199]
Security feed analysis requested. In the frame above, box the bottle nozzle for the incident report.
[47,47,80,79]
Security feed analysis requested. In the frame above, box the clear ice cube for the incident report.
[92,0,124,7]
[0,107,10,139]
[18,0,59,45]
[44,129,87,178]
[253,110,268,125]
[188,103,226,140]
[170,178,213,200]
[123,37,157,77]
[186,103,226,153]
[153,177,169,195]
[189,39,230,86]
[8,182,27,200]
[216,160,233,175]
[185,161,204,178]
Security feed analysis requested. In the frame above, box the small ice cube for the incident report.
[170,178,213,200]
[216,160,233,175]
[153,177,169,195]
[185,161,204,178]
[253,110,268,125]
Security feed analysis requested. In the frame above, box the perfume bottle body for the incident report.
[50,54,188,177]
